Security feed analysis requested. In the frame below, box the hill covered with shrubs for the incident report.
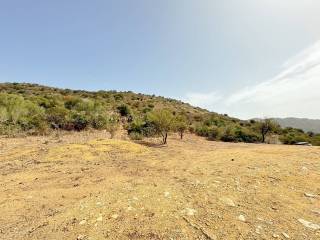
[274,117,320,134]
[0,82,319,146]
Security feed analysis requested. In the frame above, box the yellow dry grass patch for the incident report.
[45,138,149,162]
[2,148,38,161]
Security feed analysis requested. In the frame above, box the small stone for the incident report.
[111,214,119,219]
[96,215,103,222]
[220,197,236,207]
[185,208,197,216]
[79,219,87,225]
[164,192,170,197]
[301,166,308,171]
[127,206,133,211]
[298,218,320,230]
[272,234,280,238]
[282,232,290,239]
[304,193,317,198]
[255,225,263,234]
[77,234,86,240]
[237,214,246,222]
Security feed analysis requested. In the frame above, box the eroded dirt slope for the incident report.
[0,132,319,240]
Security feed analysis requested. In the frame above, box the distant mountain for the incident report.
[273,118,320,134]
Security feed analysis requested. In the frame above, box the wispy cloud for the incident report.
[181,91,222,110]
[182,40,320,119]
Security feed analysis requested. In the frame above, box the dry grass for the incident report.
[0,132,319,240]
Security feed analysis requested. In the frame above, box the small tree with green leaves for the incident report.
[147,109,175,144]
[257,119,277,143]
[174,115,188,139]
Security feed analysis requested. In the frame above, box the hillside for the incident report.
[0,82,320,146]
[274,118,320,134]
[0,82,208,116]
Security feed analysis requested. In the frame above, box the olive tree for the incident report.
[174,115,188,139]
[257,119,277,143]
[147,109,175,144]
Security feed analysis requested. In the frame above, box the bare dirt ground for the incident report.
[0,132,319,240]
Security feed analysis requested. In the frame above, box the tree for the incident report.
[174,115,188,139]
[147,109,175,144]
[257,119,277,143]
[307,131,315,137]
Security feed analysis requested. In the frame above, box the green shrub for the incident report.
[127,118,145,134]
[91,113,109,130]
[220,128,237,142]
[46,106,69,129]
[195,125,211,137]
[142,107,152,113]
[207,126,220,141]
[280,133,308,145]
[129,132,143,140]
[234,128,259,143]
[71,111,89,131]
[0,93,47,134]
[19,102,47,131]
[311,134,320,146]
[127,117,156,138]
[117,104,131,116]
[203,116,225,127]
[64,96,82,110]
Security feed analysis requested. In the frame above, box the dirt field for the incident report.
[0,132,319,240]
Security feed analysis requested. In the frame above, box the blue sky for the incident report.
[1,0,320,119]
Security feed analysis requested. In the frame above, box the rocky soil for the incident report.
[0,132,319,239]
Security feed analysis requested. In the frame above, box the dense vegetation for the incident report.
[1,83,319,146]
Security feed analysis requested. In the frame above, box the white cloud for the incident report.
[182,40,320,119]
[182,91,222,110]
